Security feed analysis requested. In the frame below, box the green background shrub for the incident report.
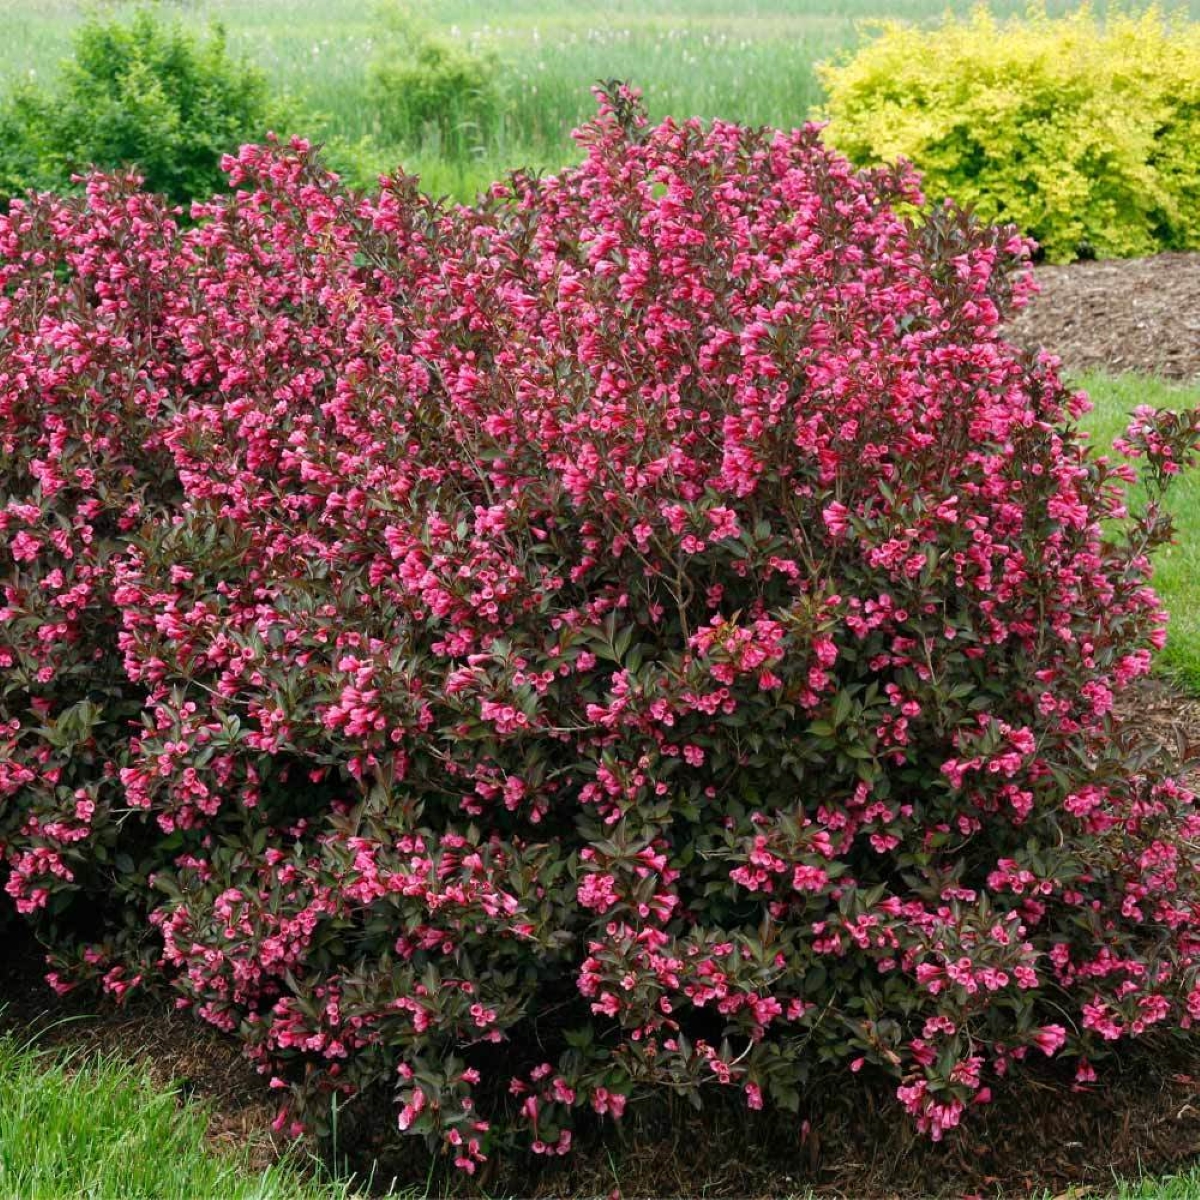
[0,8,282,207]
[366,4,501,160]
[818,6,1200,262]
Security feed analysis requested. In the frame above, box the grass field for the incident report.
[4,0,1200,197]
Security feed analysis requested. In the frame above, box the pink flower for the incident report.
[821,502,850,537]
[706,506,741,540]
[9,531,41,563]
[1031,1024,1067,1056]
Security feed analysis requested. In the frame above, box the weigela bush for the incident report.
[4,89,1200,1168]
[819,7,1200,263]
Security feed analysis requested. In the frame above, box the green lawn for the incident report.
[1078,372,1200,690]
[1118,1172,1200,1199]
[0,1030,360,1200]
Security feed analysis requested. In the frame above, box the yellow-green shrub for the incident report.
[818,6,1200,262]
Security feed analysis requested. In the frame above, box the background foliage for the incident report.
[0,8,282,207]
[366,4,502,161]
[819,6,1200,262]
[2,2,1198,255]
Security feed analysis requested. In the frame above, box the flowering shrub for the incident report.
[819,7,1200,262]
[4,90,1200,1168]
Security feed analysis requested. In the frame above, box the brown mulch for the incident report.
[1127,678,1200,787]
[1005,251,1200,382]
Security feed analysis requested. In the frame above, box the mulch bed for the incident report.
[3,254,1200,1196]
[1005,251,1200,382]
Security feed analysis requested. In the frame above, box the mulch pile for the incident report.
[1006,251,1200,382]
[3,254,1200,1197]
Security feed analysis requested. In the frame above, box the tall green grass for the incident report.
[4,0,1200,199]
[1078,371,1200,690]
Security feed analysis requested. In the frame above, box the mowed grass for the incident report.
[4,0,1200,199]
[0,1029,361,1200]
[1078,372,1200,690]
[1127,1173,1200,1198]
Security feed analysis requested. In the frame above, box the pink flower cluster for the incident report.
[3,88,1200,1166]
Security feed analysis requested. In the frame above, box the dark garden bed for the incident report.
[1007,252,1200,382]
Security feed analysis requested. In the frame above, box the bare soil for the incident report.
[1006,252,1200,382]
